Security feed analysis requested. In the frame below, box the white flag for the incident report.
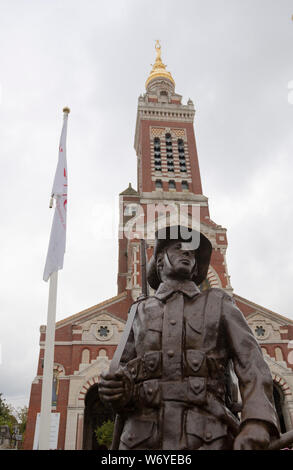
[43,111,69,282]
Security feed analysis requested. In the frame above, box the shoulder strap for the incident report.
[202,288,223,351]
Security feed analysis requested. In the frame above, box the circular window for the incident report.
[255,326,266,337]
[95,321,114,341]
[252,322,270,340]
[98,326,110,337]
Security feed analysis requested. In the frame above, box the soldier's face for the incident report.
[164,240,196,278]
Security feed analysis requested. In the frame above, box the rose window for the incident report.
[255,326,266,337]
[98,326,110,337]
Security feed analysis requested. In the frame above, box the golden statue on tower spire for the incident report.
[155,40,162,61]
[145,40,175,89]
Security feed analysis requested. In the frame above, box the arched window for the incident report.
[155,179,163,190]
[159,91,168,103]
[154,137,161,149]
[275,347,284,362]
[98,349,107,358]
[165,133,174,172]
[154,137,161,172]
[181,181,189,190]
[168,180,176,190]
[82,348,90,364]
[124,203,138,217]
[178,138,184,152]
[165,133,172,145]
[178,138,187,172]
[165,134,172,152]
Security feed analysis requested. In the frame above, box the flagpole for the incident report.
[38,107,70,450]
[38,270,58,450]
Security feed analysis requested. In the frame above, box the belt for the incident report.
[138,379,240,437]
[126,355,225,396]
[138,377,225,407]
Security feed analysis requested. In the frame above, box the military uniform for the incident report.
[113,280,279,450]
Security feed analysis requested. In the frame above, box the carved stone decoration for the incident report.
[248,314,282,342]
[81,312,125,344]
[150,127,165,137]
[172,128,186,139]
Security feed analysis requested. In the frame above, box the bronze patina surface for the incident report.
[99,226,280,450]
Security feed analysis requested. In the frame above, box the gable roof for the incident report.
[119,183,138,196]
[52,290,293,331]
[234,293,293,326]
[55,292,128,328]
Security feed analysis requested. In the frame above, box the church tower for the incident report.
[118,41,233,299]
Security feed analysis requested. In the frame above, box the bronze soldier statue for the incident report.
[99,226,280,450]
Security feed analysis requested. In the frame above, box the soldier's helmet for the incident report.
[147,225,212,290]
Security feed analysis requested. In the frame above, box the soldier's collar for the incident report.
[154,279,201,301]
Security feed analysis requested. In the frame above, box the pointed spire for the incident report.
[145,40,175,89]
[119,182,138,196]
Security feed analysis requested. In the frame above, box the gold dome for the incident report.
[145,40,175,89]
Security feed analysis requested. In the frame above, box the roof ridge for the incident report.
[234,293,293,325]
[119,182,138,196]
[55,292,127,327]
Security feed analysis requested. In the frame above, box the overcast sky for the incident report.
[1,0,293,410]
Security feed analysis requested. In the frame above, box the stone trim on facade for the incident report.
[77,376,100,404]
[273,374,292,397]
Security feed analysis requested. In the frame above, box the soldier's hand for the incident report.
[99,369,132,407]
[233,420,271,450]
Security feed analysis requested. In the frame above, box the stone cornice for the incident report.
[134,102,195,152]
[40,340,120,347]
[49,292,127,330]
[139,191,208,203]
[138,101,195,113]
[257,340,293,345]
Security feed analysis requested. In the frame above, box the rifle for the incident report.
[140,238,149,298]
[110,239,149,449]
